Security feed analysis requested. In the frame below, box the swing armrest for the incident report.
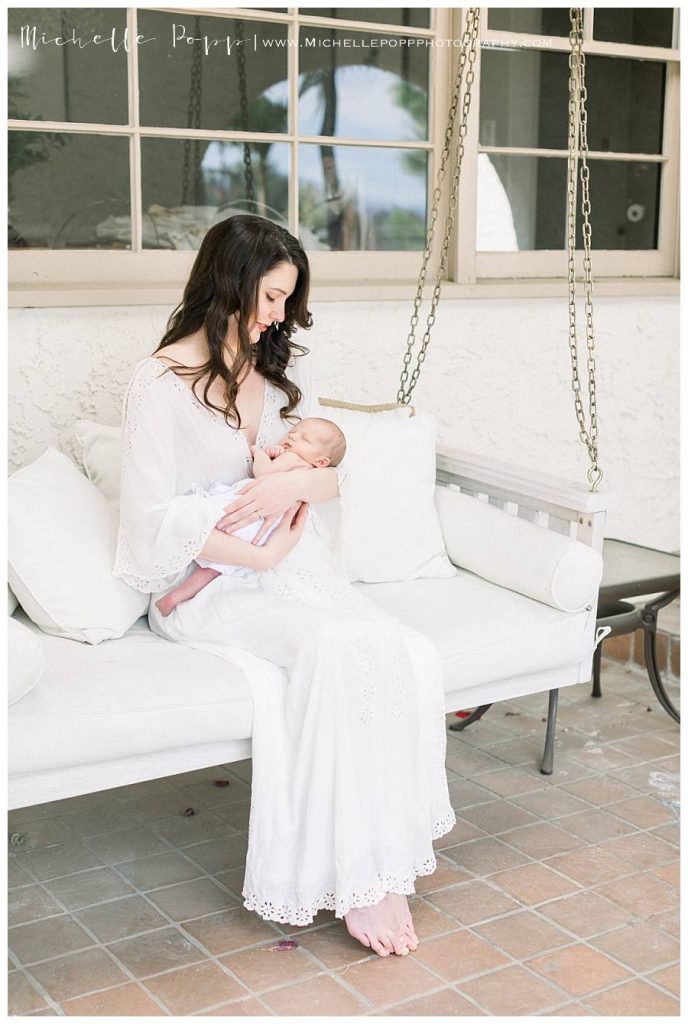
[435,447,611,553]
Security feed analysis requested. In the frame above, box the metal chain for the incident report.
[567,8,602,491]
[397,8,480,405]
[181,15,203,206]
[236,19,255,205]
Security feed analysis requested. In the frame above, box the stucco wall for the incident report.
[9,294,679,550]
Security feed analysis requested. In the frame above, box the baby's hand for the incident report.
[264,444,287,460]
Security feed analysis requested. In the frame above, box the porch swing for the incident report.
[320,7,609,773]
[8,11,610,811]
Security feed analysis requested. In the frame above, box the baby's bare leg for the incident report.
[155,565,221,617]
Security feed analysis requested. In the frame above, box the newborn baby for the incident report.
[155,417,346,616]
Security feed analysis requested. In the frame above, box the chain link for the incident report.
[181,15,203,206]
[236,19,255,205]
[397,8,480,405]
[567,8,602,491]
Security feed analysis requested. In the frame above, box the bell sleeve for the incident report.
[113,360,230,593]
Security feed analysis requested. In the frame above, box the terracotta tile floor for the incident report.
[8,660,680,1016]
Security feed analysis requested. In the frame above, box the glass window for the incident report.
[137,11,289,133]
[141,138,290,249]
[298,27,429,141]
[299,143,427,250]
[480,51,665,155]
[8,131,130,249]
[487,8,572,37]
[477,154,660,252]
[593,8,674,48]
[480,50,569,151]
[8,7,128,124]
[299,9,431,29]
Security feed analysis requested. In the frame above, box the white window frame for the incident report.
[9,6,454,306]
[455,7,680,283]
[8,7,680,308]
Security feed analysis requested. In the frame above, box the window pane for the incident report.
[487,8,572,36]
[299,143,427,250]
[298,27,429,140]
[480,50,569,150]
[8,131,130,249]
[8,8,128,124]
[141,138,290,250]
[480,50,666,155]
[593,8,674,48]
[477,154,660,251]
[299,9,431,29]
[586,56,665,154]
[137,11,289,132]
[576,160,661,250]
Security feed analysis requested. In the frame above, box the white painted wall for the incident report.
[9,294,679,550]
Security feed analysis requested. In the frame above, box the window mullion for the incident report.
[583,8,594,43]
[454,7,480,285]
[289,13,299,237]
[655,60,680,275]
[127,7,142,253]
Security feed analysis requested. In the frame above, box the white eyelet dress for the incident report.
[113,355,455,926]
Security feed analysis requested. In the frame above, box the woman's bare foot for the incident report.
[344,893,419,957]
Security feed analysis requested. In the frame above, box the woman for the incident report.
[114,215,455,958]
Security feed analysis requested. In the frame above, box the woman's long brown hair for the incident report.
[155,215,312,427]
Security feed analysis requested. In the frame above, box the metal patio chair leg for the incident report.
[642,591,680,723]
[591,642,603,698]
[540,688,559,775]
[448,703,493,732]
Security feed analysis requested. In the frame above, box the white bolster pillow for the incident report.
[435,486,603,612]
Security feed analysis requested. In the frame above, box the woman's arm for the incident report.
[288,466,339,502]
[205,501,309,567]
[198,529,270,570]
[114,361,241,592]
[215,466,339,535]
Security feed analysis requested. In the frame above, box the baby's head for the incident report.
[280,417,346,468]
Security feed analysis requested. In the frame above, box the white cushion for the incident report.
[358,572,593,696]
[435,487,603,612]
[319,405,456,583]
[10,566,592,775]
[75,420,122,506]
[8,614,253,774]
[8,448,149,644]
[8,617,44,706]
[8,585,19,617]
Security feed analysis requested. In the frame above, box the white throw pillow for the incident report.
[8,448,149,644]
[435,486,603,612]
[75,420,122,506]
[319,404,456,584]
[8,585,19,617]
[8,617,45,705]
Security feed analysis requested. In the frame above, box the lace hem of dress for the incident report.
[242,810,456,926]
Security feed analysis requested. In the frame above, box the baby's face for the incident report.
[279,420,331,467]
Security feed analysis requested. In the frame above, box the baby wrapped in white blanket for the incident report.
[155,416,346,616]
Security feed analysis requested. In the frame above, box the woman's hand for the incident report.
[216,473,301,537]
[259,502,309,569]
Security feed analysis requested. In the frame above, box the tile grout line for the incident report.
[12,865,175,1016]
[13,851,258,1015]
[8,964,65,1017]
